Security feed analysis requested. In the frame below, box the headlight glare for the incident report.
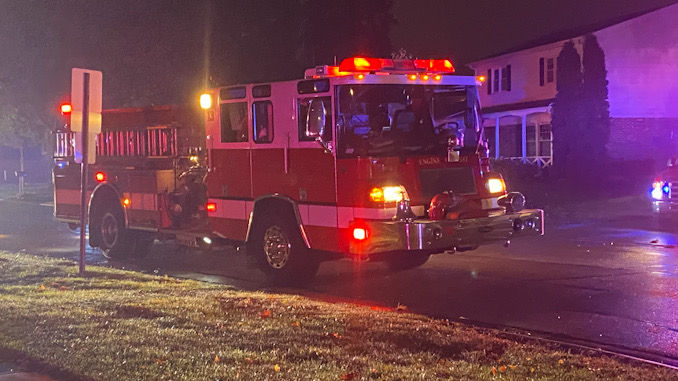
[652,181,669,200]
[370,185,408,203]
[486,178,506,194]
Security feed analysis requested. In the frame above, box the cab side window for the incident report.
[298,96,332,142]
[220,102,248,143]
[253,101,273,144]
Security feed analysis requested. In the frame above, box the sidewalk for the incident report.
[0,373,57,381]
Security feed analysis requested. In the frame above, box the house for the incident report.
[468,2,678,169]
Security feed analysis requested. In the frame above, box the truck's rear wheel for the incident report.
[248,214,319,286]
[97,204,134,260]
[385,251,431,271]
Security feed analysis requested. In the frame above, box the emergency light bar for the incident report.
[338,56,455,74]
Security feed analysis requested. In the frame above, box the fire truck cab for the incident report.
[53,57,543,285]
[199,57,543,283]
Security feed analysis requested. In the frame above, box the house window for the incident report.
[487,65,512,94]
[539,124,553,156]
[526,123,552,157]
[540,58,555,86]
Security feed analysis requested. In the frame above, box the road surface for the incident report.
[1,197,677,363]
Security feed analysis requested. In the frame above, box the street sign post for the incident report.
[71,68,102,274]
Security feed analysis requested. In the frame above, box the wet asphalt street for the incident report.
[1,197,677,363]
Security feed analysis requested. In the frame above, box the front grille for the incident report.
[418,167,477,199]
[671,183,678,199]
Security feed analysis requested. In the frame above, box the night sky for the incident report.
[392,0,678,73]
[1,0,677,112]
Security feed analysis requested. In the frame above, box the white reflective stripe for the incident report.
[307,204,337,228]
[337,205,426,228]
[208,198,249,220]
[206,199,426,229]
[337,206,354,229]
[481,197,499,210]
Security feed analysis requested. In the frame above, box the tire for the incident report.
[385,251,431,271]
[96,202,134,260]
[247,213,319,286]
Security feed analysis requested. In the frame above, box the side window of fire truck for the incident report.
[252,101,273,144]
[220,102,249,143]
[298,96,332,142]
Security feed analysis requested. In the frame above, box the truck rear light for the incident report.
[60,103,72,115]
[95,172,105,182]
[353,227,369,241]
[206,202,217,212]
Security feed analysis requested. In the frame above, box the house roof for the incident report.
[481,99,554,115]
[468,2,678,64]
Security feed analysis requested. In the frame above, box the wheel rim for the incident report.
[263,225,290,269]
[100,212,119,248]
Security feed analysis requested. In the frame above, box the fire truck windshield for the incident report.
[336,84,483,158]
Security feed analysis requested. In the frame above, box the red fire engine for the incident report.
[54,57,544,285]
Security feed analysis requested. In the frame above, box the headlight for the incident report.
[369,185,408,203]
[652,181,670,200]
[486,178,506,194]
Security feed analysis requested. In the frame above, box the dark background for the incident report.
[1,0,676,127]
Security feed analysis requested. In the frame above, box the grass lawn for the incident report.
[0,251,675,381]
[0,182,52,202]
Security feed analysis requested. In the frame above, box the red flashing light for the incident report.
[353,227,369,241]
[60,103,72,115]
[206,202,217,213]
[339,57,384,72]
[414,59,455,73]
[95,172,105,182]
[122,198,131,207]
[337,56,455,75]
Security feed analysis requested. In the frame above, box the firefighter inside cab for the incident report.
[53,56,543,286]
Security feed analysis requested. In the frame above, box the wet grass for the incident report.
[0,251,675,380]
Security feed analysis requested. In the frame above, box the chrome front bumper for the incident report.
[349,209,544,255]
[652,200,678,213]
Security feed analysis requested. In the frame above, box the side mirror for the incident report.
[305,98,333,154]
[305,99,326,138]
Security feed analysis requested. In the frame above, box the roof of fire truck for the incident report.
[302,56,480,86]
[201,57,481,107]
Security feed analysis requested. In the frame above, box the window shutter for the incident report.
[487,69,492,94]
[539,58,545,86]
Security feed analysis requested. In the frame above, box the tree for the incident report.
[551,40,584,180]
[301,0,396,67]
[0,80,49,196]
[581,33,610,166]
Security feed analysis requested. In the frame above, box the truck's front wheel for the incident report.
[248,214,319,286]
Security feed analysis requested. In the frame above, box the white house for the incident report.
[468,3,678,168]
